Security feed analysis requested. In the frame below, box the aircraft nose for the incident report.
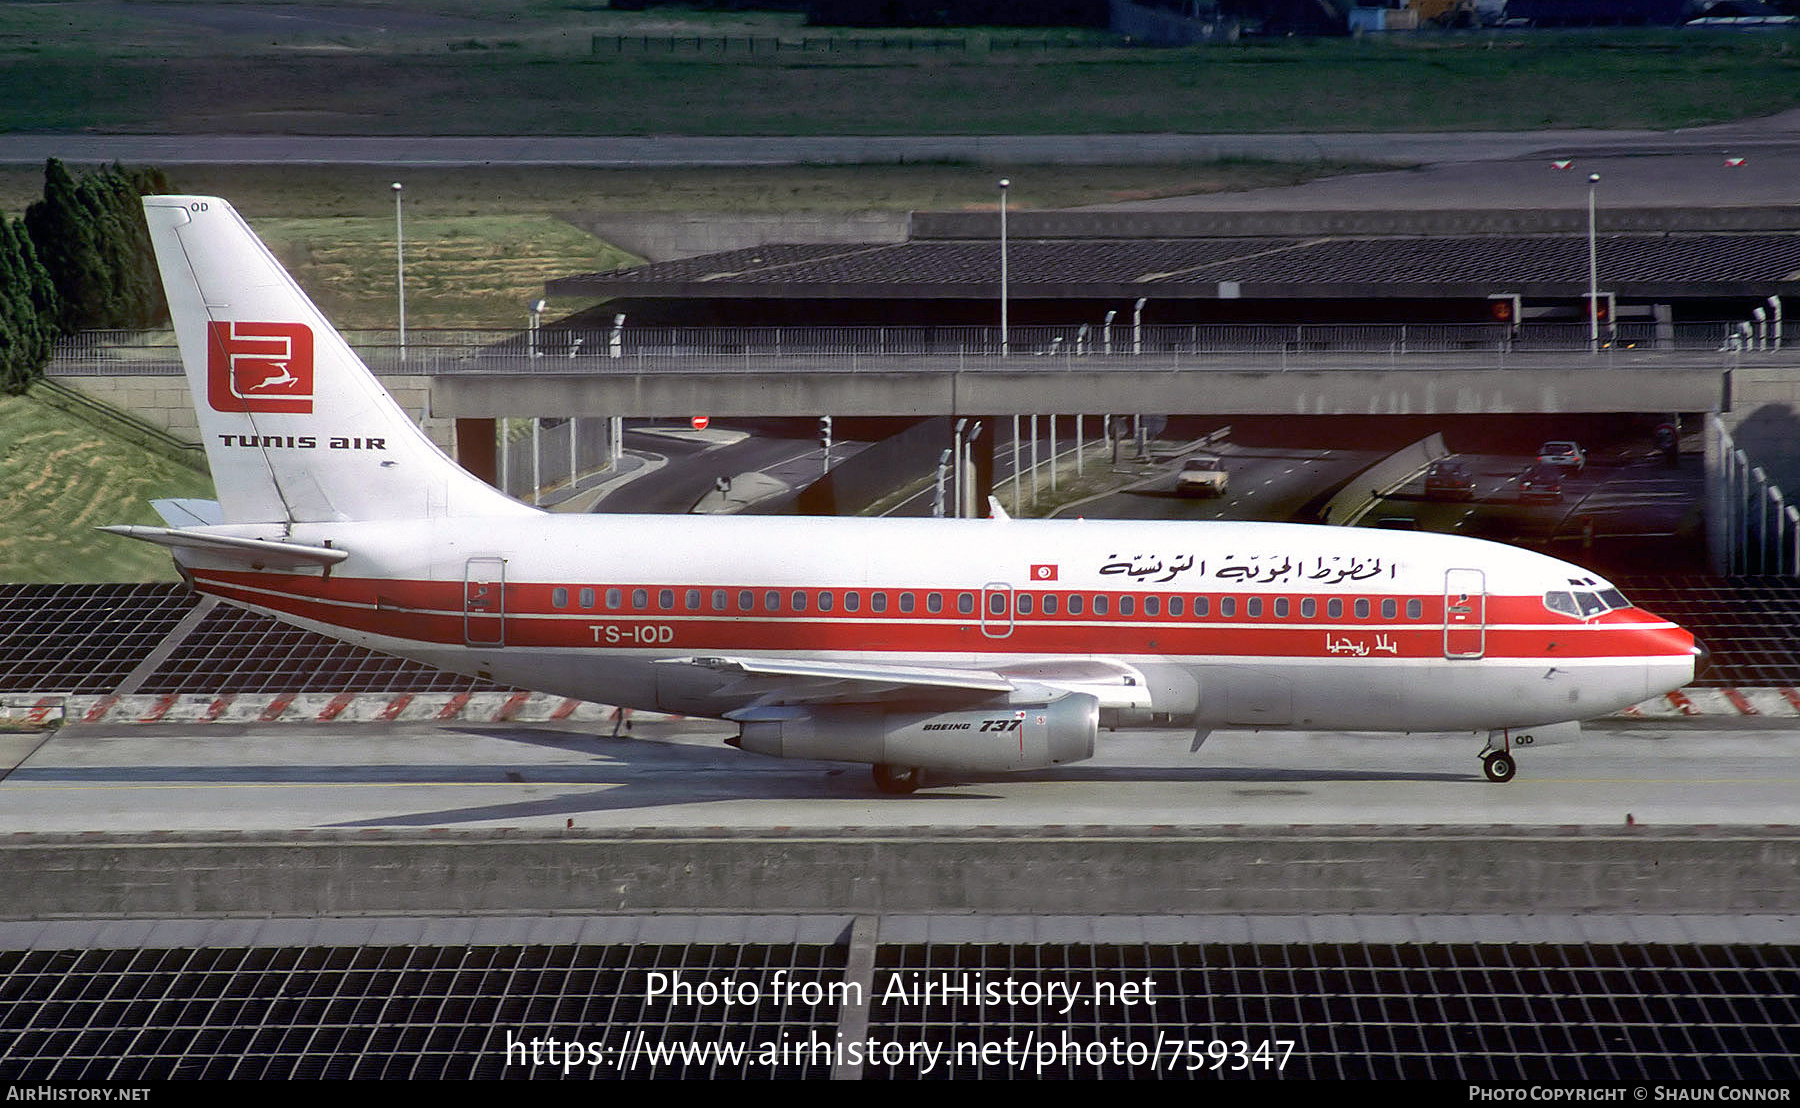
[1690,637,1713,684]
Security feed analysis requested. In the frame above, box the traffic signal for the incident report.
[1488,294,1522,335]
[819,415,832,450]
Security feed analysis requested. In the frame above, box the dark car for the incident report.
[1423,461,1476,501]
[1518,463,1564,502]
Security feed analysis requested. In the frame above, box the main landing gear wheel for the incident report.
[1482,751,1517,783]
[872,764,923,794]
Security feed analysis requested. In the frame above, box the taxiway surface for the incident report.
[5,718,1797,833]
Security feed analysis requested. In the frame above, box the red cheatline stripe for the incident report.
[316,692,356,721]
[260,693,295,722]
[1722,688,1759,715]
[377,694,414,721]
[495,691,532,721]
[1666,689,1699,716]
[436,693,471,720]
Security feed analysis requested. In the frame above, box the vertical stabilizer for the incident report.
[142,196,535,524]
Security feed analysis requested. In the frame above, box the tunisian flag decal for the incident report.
[1029,564,1058,581]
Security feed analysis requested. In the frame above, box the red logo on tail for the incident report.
[207,322,314,414]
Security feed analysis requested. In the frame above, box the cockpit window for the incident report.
[1544,586,1630,619]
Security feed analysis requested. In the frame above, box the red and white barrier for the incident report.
[4,688,1795,727]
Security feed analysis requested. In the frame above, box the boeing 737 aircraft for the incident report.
[106,196,1699,791]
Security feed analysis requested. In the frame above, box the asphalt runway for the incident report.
[4,717,1797,833]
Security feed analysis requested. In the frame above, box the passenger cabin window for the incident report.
[1407,599,1423,619]
[899,593,915,614]
[552,587,568,609]
[606,588,622,609]
[685,589,701,610]
[1017,594,1034,615]
[791,591,808,612]
[960,593,976,615]
[1301,598,1316,619]
[632,588,648,610]
[926,593,942,614]
[1093,596,1109,616]
[1068,595,1084,615]
[1354,598,1370,619]
[844,592,860,612]
[579,588,595,609]
[872,593,888,613]
[1245,598,1262,618]
[1381,599,1397,619]
[1327,598,1343,619]
[1144,596,1160,616]
[1219,597,1235,618]
[1274,598,1289,618]
[1042,594,1058,615]
[1192,596,1208,617]
[659,589,674,610]
[818,592,833,612]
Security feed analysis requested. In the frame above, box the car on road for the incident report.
[1176,454,1229,497]
[1537,441,1586,472]
[1518,463,1565,502]
[1423,460,1476,501]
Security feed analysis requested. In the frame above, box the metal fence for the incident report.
[498,416,617,505]
[46,322,1767,378]
[1713,415,1800,577]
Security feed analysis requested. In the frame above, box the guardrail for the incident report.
[45,323,1763,378]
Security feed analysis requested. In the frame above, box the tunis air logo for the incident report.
[206,321,314,414]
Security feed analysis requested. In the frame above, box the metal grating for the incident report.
[0,584,197,694]
[0,941,1793,1080]
[135,601,510,695]
[1619,576,1800,688]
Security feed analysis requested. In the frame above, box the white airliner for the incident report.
[106,196,1699,791]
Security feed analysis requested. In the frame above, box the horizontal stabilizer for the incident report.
[151,498,225,528]
[98,525,349,568]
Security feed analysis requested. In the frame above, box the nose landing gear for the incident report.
[1481,729,1518,783]
[1481,749,1517,782]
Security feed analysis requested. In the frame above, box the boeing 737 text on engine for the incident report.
[105,196,1700,792]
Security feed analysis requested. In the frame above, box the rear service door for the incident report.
[464,556,507,646]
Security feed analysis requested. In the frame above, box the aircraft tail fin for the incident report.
[141,196,534,524]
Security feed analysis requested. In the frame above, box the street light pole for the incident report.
[1586,173,1600,355]
[392,182,406,362]
[997,178,1010,358]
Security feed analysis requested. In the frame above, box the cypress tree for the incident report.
[22,158,170,334]
[0,216,58,393]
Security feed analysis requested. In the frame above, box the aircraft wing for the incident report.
[667,655,1015,708]
[664,654,1150,711]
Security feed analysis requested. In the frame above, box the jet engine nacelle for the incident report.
[731,693,1098,773]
